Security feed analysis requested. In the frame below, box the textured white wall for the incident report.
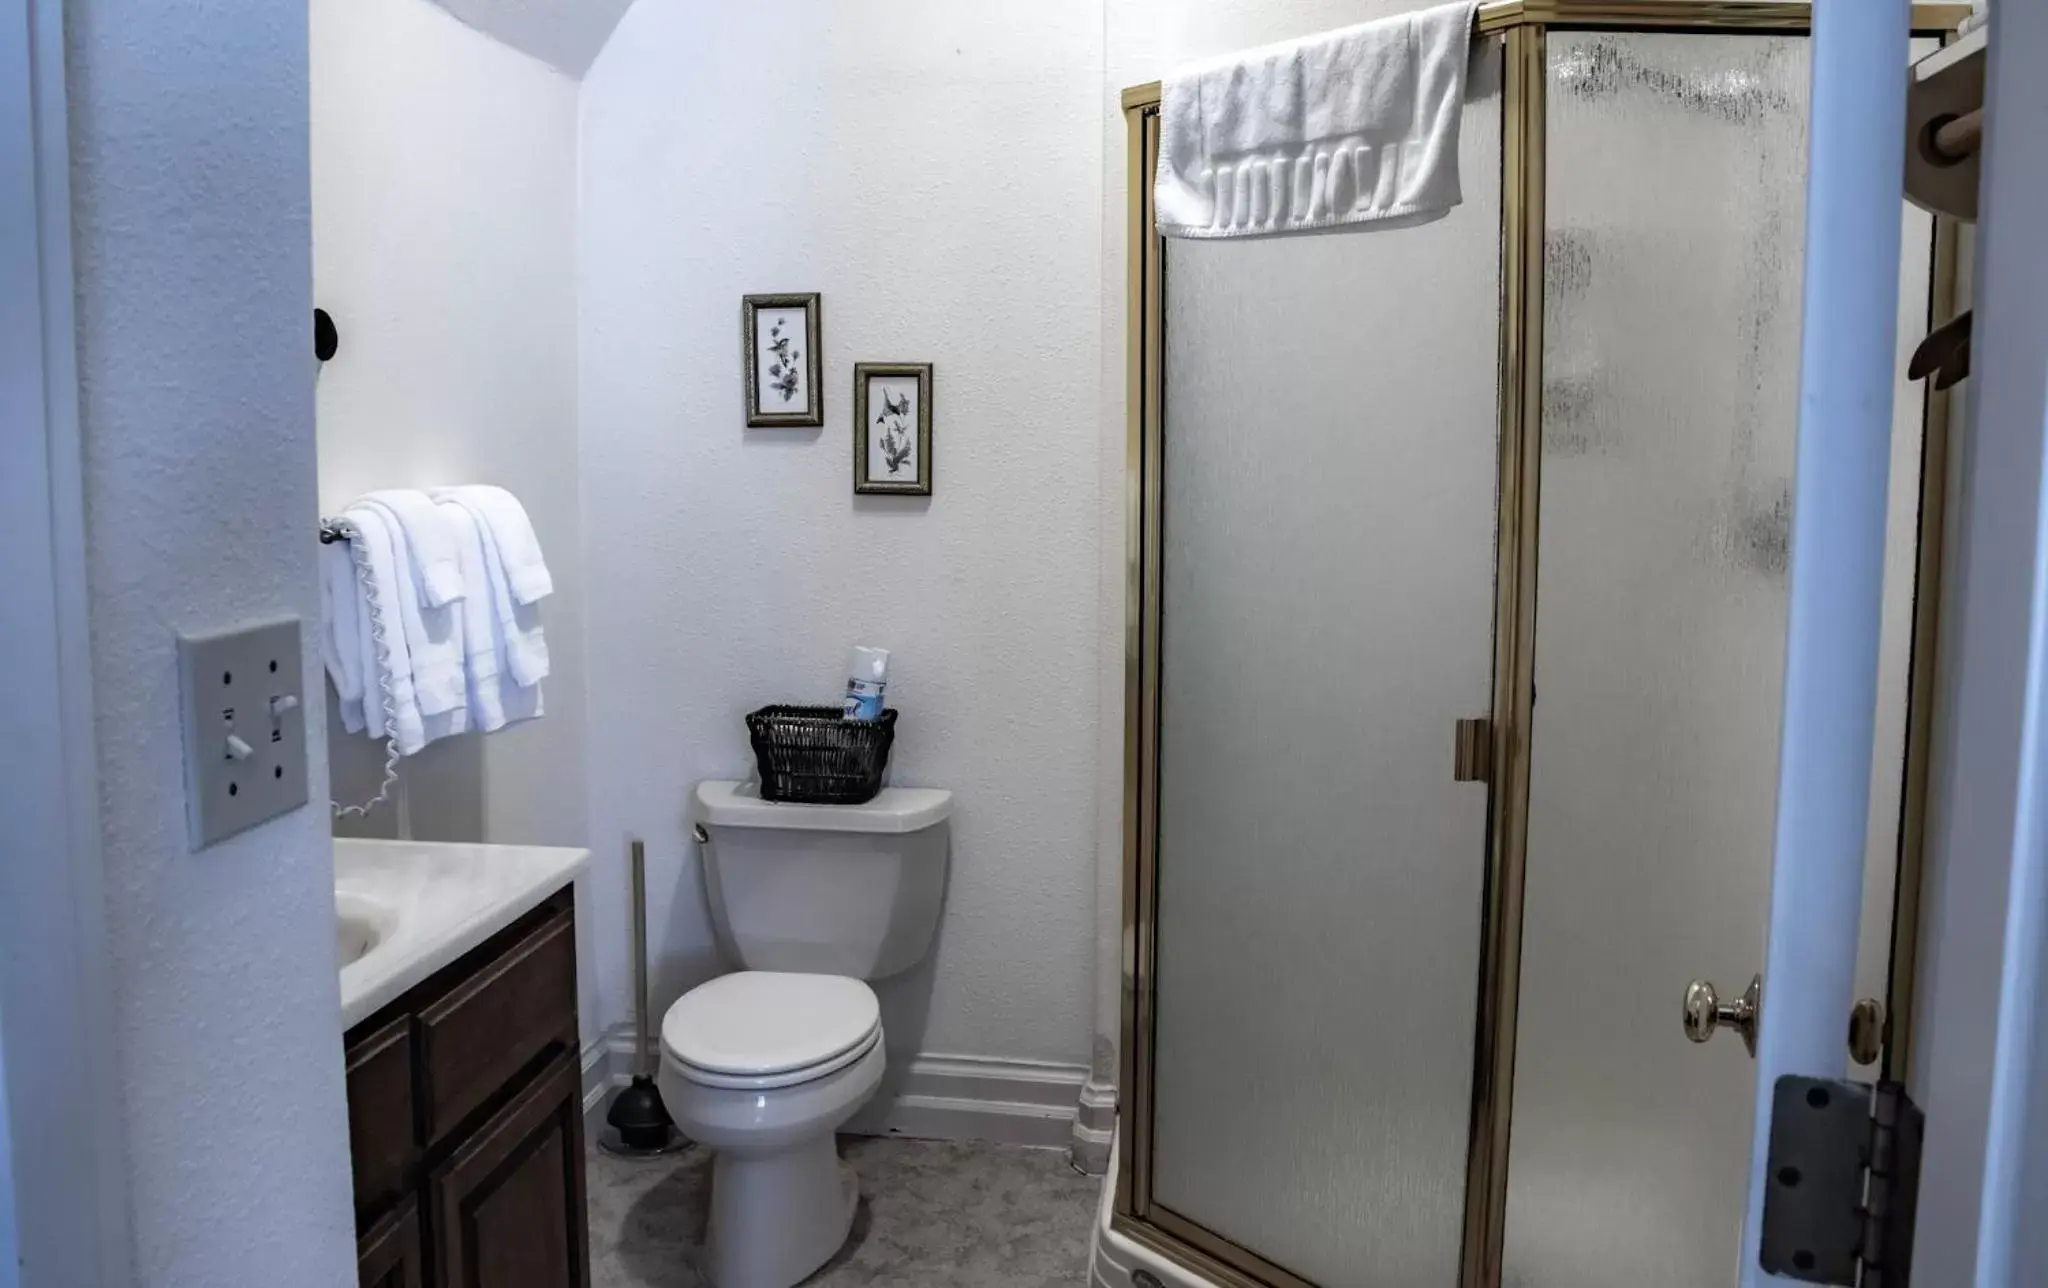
[64,0,357,1281]
[578,0,1105,1067]
[311,0,589,869]
[429,0,636,76]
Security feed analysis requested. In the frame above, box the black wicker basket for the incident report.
[745,705,898,805]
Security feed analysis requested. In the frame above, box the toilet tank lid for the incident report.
[695,780,952,834]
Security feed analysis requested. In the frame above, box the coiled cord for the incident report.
[326,520,401,819]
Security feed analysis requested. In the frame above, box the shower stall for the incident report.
[1106,4,1964,1287]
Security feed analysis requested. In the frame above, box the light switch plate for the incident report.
[177,616,309,848]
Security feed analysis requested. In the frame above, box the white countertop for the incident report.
[335,837,590,1030]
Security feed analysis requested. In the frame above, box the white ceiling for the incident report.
[430,0,637,77]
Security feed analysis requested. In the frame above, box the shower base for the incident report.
[1088,1129,1219,1288]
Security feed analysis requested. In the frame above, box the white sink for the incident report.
[335,891,396,968]
[332,838,590,1028]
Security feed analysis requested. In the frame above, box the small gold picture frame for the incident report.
[741,293,823,428]
[853,362,934,496]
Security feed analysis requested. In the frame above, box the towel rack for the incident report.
[1906,30,1986,389]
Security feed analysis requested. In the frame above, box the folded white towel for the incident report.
[1156,2,1476,239]
[320,540,368,734]
[347,499,468,752]
[433,490,549,686]
[437,499,543,733]
[433,485,552,604]
[362,489,466,608]
[338,505,425,753]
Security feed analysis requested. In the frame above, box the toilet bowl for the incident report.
[658,971,886,1288]
[659,781,952,1288]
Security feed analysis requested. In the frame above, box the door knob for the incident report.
[1848,997,1885,1066]
[1683,973,1761,1057]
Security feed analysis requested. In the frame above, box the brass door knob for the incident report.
[1683,973,1761,1057]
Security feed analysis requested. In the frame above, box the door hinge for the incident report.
[1759,1076,1924,1288]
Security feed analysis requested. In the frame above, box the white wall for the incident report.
[3,0,134,1277]
[311,0,596,1047]
[312,0,587,864]
[0,1029,14,1288]
[63,0,357,1280]
[577,0,1106,1072]
[427,0,636,77]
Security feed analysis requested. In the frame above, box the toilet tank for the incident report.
[694,780,951,980]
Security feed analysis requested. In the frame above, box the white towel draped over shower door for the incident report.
[1155,2,1477,239]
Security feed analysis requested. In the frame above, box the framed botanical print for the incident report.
[853,362,933,496]
[742,293,823,427]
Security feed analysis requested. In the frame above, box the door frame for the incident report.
[0,0,135,1282]
[1114,4,1968,1286]
[1911,2,2048,1276]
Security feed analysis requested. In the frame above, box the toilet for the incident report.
[657,779,952,1288]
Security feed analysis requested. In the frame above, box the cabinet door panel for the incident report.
[430,1052,590,1288]
[345,1016,417,1221]
[417,909,577,1144]
[358,1199,425,1288]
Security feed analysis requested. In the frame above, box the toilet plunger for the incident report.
[601,837,679,1156]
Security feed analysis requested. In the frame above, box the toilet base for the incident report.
[704,1134,859,1288]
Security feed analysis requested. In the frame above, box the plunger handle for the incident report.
[631,837,651,1078]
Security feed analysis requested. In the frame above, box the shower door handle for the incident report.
[1453,717,1492,783]
[1682,973,1761,1057]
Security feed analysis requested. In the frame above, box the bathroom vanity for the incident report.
[335,839,592,1288]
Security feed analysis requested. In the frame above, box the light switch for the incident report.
[177,616,309,848]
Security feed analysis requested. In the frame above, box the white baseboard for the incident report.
[582,1033,614,1139]
[846,1053,1090,1150]
[585,1024,1093,1155]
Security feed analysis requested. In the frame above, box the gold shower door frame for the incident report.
[1116,4,1969,1287]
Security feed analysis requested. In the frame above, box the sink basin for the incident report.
[336,891,396,968]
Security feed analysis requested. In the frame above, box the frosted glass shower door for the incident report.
[1499,32,1930,1288]
[1145,54,1504,1288]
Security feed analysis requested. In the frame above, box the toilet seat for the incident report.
[669,1025,882,1091]
[662,971,881,1090]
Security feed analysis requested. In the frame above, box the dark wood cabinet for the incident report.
[343,888,587,1288]
[346,1016,416,1218]
[430,1054,589,1288]
[417,910,578,1144]
[358,1201,426,1288]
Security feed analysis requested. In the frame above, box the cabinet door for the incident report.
[416,908,577,1145]
[358,1199,425,1288]
[345,1015,417,1220]
[429,1053,590,1288]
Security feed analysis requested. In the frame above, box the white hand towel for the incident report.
[433,486,552,604]
[437,499,543,732]
[348,499,468,742]
[338,505,426,753]
[320,539,368,734]
[363,489,467,608]
[434,491,549,686]
[1156,2,1476,238]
